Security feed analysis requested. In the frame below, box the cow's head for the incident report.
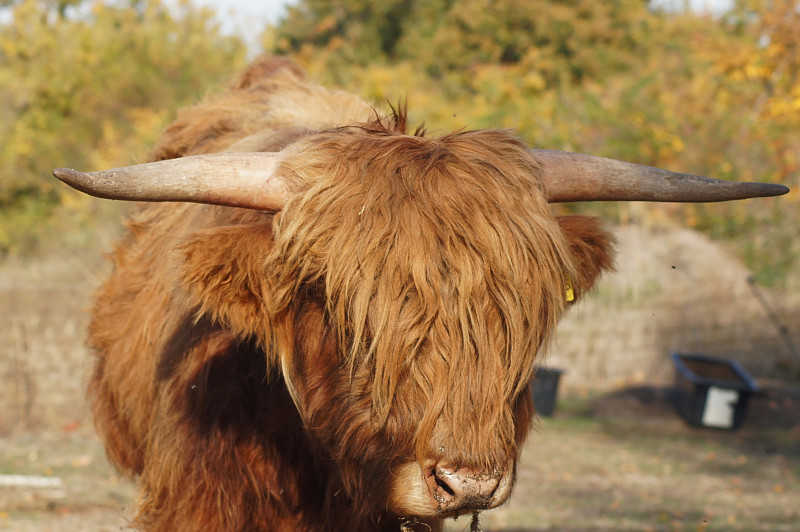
[54,112,787,520]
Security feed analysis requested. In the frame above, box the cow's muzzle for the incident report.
[389,460,514,517]
[424,463,508,512]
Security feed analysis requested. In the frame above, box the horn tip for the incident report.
[764,183,790,197]
[53,167,102,198]
[52,167,84,184]
[53,167,72,180]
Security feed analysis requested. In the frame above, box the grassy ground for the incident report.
[0,225,797,531]
[464,386,800,532]
[0,387,797,532]
[0,429,134,532]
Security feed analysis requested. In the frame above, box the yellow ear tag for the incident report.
[564,274,575,302]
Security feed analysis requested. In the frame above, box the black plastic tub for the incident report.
[531,367,564,417]
[670,352,759,430]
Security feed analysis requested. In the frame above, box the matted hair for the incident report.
[265,111,579,467]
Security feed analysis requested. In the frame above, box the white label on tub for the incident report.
[702,387,739,429]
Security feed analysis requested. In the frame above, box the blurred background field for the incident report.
[0,0,798,530]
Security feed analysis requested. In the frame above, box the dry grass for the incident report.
[0,253,107,436]
[458,386,800,532]
[0,431,135,532]
[0,390,796,532]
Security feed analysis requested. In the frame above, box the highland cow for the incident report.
[53,57,787,532]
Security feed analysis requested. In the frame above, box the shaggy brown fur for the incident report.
[86,57,615,531]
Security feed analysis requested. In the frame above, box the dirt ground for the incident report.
[0,386,797,532]
[1,224,798,531]
[0,429,134,532]
[468,384,800,532]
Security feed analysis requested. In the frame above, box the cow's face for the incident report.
[178,125,613,518]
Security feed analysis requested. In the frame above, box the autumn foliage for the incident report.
[0,0,246,252]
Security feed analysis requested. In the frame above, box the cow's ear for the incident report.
[179,222,274,339]
[556,215,616,301]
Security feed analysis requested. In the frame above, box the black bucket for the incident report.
[531,367,564,417]
[670,352,759,430]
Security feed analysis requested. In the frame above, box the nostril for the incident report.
[433,470,456,498]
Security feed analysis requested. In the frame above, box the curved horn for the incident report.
[53,152,291,211]
[532,149,789,203]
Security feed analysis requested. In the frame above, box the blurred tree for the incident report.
[276,0,656,86]
[0,0,247,254]
[275,0,413,63]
